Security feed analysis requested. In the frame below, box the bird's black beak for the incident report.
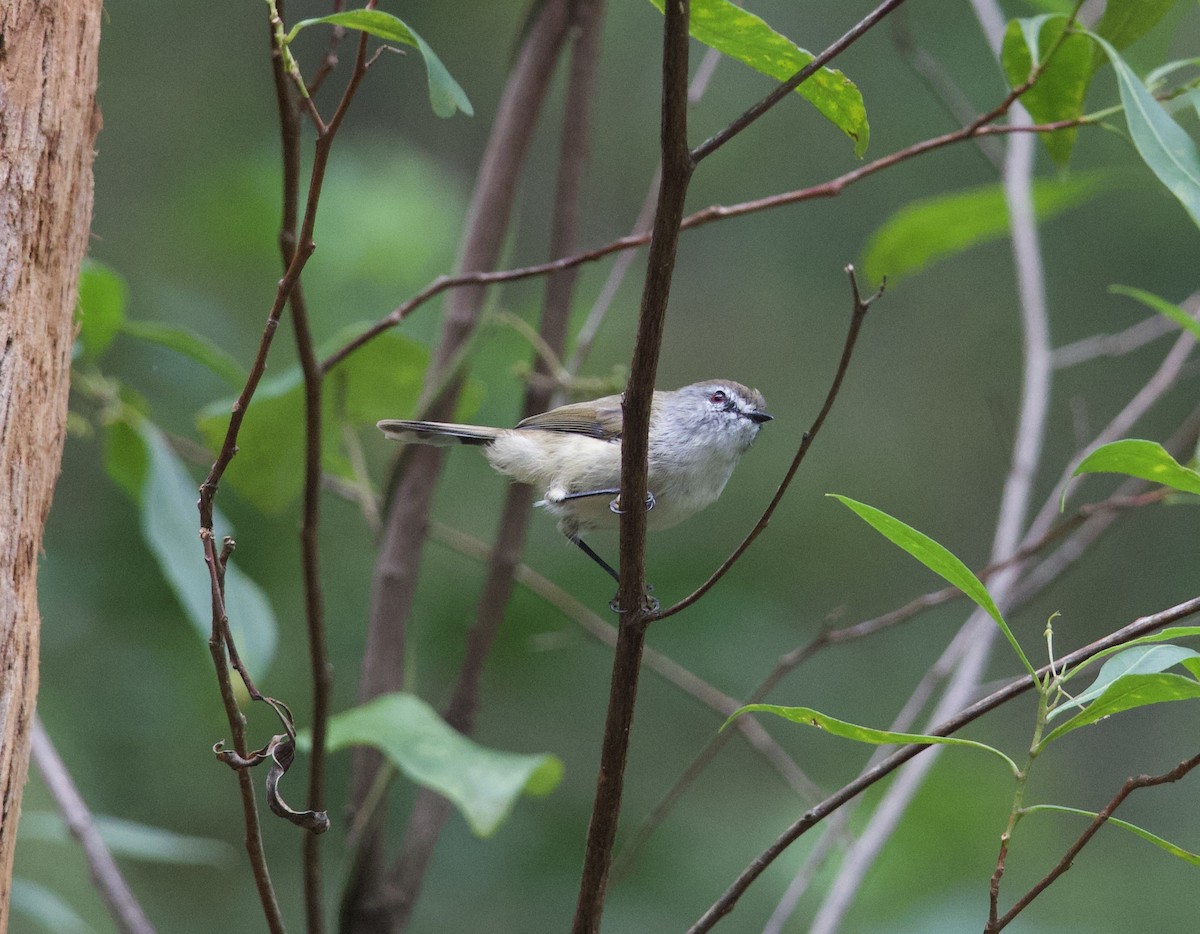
[747,411,773,424]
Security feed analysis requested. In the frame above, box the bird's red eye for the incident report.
[710,390,727,405]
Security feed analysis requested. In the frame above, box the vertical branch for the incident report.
[342,3,576,928]
[379,0,607,925]
[572,3,694,931]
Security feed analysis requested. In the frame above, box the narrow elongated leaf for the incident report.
[1073,627,1200,673]
[828,495,1036,677]
[75,259,127,360]
[861,174,1109,285]
[647,0,868,156]
[19,812,234,866]
[1051,644,1200,719]
[121,319,247,387]
[136,423,277,675]
[727,704,1018,774]
[1071,439,1200,496]
[1088,31,1200,229]
[1043,672,1200,745]
[1109,285,1200,340]
[288,10,472,118]
[1025,804,1200,865]
[316,693,563,837]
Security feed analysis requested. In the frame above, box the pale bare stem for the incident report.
[807,3,1055,928]
[1052,314,1177,368]
[31,718,156,934]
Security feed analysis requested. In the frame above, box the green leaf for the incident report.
[1025,804,1200,865]
[726,704,1018,774]
[1001,16,1095,164]
[828,494,1036,677]
[1109,285,1200,341]
[1043,672,1200,745]
[196,330,430,514]
[18,811,234,867]
[1095,0,1177,52]
[1087,30,1200,230]
[134,422,277,675]
[1051,644,1200,719]
[9,879,91,934]
[288,10,472,118]
[1072,627,1200,673]
[1071,439,1200,497]
[75,259,127,360]
[647,0,868,157]
[860,173,1110,286]
[121,320,247,388]
[314,693,563,837]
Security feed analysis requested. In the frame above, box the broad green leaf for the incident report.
[726,704,1018,774]
[1002,16,1095,164]
[1087,31,1200,229]
[828,495,1036,677]
[288,10,472,118]
[861,174,1109,286]
[1025,804,1200,865]
[1070,439,1200,498]
[1095,0,1176,52]
[315,693,563,837]
[1050,644,1200,719]
[75,259,127,360]
[9,879,91,934]
[1109,285,1200,341]
[647,0,868,156]
[1043,672,1200,745]
[196,330,430,513]
[121,320,247,388]
[134,422,277,675]
[19,811,234,867]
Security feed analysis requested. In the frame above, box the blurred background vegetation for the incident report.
[14,0,1200,931]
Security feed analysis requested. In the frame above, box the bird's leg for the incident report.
[566,534,659,614]
[568,534,620,583]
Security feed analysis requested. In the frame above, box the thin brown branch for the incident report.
[31,718,156,934]
[690,0,912,163]
[688,593,1200,932]
[654,266,881,622]
[987,752,1200,932]
[572,2,693,930]
[320,113,1088,375]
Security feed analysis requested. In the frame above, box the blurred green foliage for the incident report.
[19,1,1200,932]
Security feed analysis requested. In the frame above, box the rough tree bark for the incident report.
[0,1,104,924]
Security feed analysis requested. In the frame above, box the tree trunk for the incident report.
[0,1,103,924]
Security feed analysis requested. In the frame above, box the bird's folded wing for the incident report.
[514,393,624,440]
